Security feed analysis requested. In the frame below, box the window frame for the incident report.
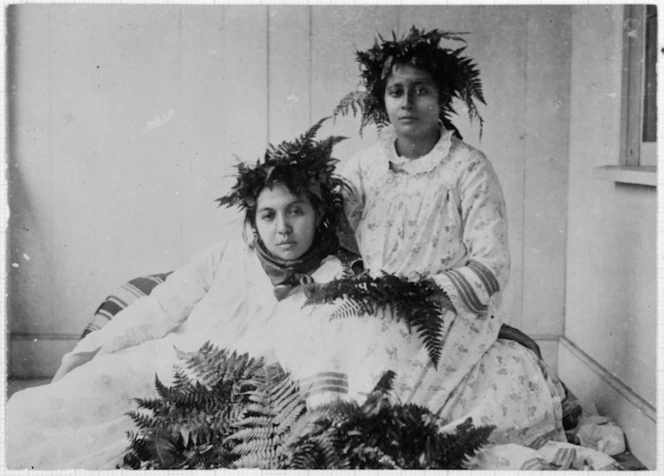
[621,4,657,168]
[597,5,657,187]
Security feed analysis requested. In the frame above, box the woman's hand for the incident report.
[51,350,99,383]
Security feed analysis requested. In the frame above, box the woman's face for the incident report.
[254,183,318,261]
[384,64,441,141]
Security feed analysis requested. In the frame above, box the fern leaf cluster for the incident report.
[335,26,486,138]
[284,369,494,469]
[121,343,493,470]
[304,272,456,367]
[122,346,265,469]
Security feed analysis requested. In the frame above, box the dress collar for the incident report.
[378,124,453,175]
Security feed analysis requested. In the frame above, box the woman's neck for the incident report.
[394,129,441,159]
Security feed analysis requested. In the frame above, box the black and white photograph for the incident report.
[3,3,659,471]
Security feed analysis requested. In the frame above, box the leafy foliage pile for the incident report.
[304,272,456,367]
[122,344,263,469]
[121,343,493,469]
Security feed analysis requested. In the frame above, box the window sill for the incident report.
[594,165,657,187]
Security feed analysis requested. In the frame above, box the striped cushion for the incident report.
[80,272,173,339]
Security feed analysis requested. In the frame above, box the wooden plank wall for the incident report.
[8,5,570,378]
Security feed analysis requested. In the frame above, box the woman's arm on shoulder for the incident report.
[430,149,510,319]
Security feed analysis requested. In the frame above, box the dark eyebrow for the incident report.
[257,198,305,213]
[409,78,436,86]
[386,78,435,88]
[286,199,306,208]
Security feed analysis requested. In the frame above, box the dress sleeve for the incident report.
[430,152,510,318]
[339,153,365,232]
[66,241,228,356]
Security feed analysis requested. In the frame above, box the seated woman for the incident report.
[5,120,356,470]
[327,26,568,447]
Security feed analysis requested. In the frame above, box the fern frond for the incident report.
[332,91,368,122]
[133,396,163,412]
[228,364,308,468]
[150,430,180,468]
[432,417,495,468]
[232,447,280,469]
[127,409,163,431]
[330,297,377,320]
[230,427,274,447]
[154,374,174,400]
[305,273,454,367]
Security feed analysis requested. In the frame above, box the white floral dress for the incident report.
[330,126,567,446]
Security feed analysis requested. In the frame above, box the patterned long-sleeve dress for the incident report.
[333,125,567,446]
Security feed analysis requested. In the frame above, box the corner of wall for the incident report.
[557,337,656,469]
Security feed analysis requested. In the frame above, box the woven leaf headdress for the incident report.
[334,26,486,138]
[217,118,348,253]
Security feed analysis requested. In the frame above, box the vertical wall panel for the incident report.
[46,5,185,334]
[268,5,311,143]
[472,7,529,331]
[220,6,268,166]
[218,6,268,242]
[180,6,235,259]
[7,5,54,335]
[310,5,397,163]
[521,6,571,337]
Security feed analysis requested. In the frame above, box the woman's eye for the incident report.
[290,208,304,217]
[260,213,274,221]
[416,87,429,95]
[387,88,402,97]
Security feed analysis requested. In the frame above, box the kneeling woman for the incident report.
[6,120,354,470]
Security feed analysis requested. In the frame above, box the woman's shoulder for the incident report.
[446,136,495,176]
[345,141,386,169]
[353,139,384,158]
[448,136,489,163]
[339,141,389,189]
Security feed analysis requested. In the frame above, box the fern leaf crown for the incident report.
[216,117,348,214]
[335,26,486,137]
[216,118,350,255]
